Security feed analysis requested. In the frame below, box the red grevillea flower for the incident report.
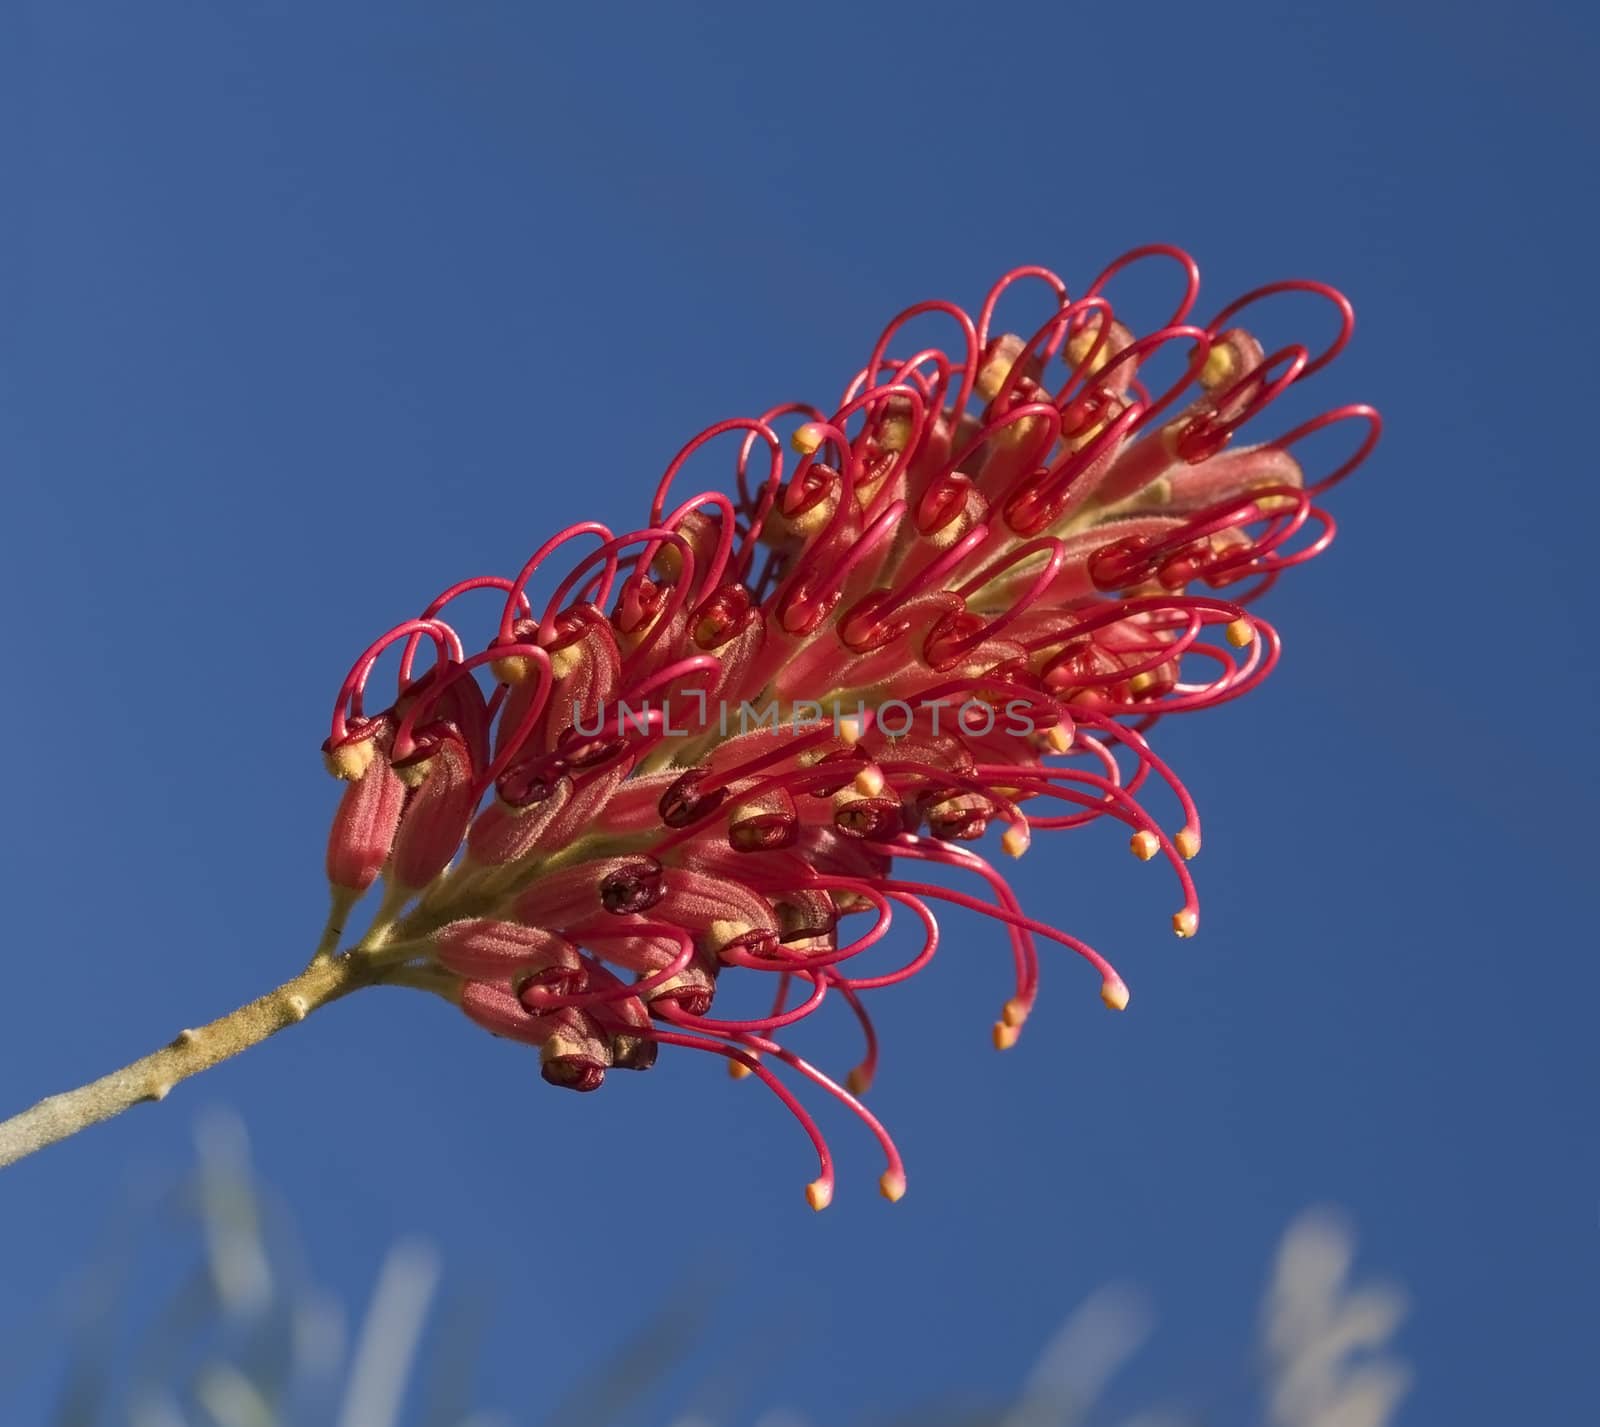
[321,247,1377,1209]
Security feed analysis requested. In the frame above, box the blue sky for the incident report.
[2,1,1595,1422]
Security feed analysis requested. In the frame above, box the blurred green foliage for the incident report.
[2,1113,1409,1427]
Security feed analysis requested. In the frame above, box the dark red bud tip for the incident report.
[729,813,798,852]
[1088,534,1158,591]
[540,1057,606,1093]
[714,926,780,965]
[497,759,563,808]
[922,790,993,842]
[1174,413,1231,463]
[556,732,629,771]
[694,583,755,650]
[649,958,718,1017]
[659,769,726,828]
[610,1035,660,1072]
[654,987,715,1017]
[780,462,840,521]
[514,964,589,1003]
[776,891,839,943]
[599,857,666,914]
[833,797,905,841]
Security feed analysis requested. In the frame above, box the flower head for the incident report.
[322,247,1377,1206]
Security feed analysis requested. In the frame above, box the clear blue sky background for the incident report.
[2,2,1595,1422]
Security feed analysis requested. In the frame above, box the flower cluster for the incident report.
[321,247,1377,1207]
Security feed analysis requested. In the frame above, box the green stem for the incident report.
[0,953,384,1172]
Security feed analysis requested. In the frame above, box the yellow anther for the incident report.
[1135,475,1174,509]
[490,653,536,685]
[694,615,729,648]
[830,886,873,915]
[1224,618,1255,648]
[847,1066,874,1096]
[395,756,434,789]
[652,543,685,581]
[837,715,865,746]
[1175,827,1201,860]
[1002,996,1030,1029]
[786,496,835,540]
[991,410,1043,449]
[879,1169,907,1203]
[1100,977,1130,1011]
[1252,491,1301,515]
[806,1178,834,1212]
[1200,344,1236,389]
[1130,829,1161,861]
[549,642,585,680]
[853,765,886,798]
[1173,909,1199,939]
[975,333,1025,400]
[1065,325,1107,374]
[928,512,975,550]
[728,1059,753,1080]
[709,918,754,957]
[1001,825,1031,859]
[1044,720,1074,753]
[877,415,912,452]
[992,1020,1021,1050]
[791,422,826,455]
[324,739,375,782]
[1128,671,1162,696]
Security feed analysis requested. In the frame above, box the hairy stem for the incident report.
[0,954,382,1172]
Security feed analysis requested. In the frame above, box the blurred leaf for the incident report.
[193,1361,278,1427]
[10,1121,1411,1427]
[195,1112,273,1318]
[415,1285,495,1427]
[536,1282,713,1427]
[335,1240,441,1427]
